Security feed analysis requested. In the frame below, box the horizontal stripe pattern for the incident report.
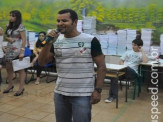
[53,33,95,96]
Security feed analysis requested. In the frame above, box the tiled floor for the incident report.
[0,69,163,122]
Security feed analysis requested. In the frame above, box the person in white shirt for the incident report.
[105,36,148,103]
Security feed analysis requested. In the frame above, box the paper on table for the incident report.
[12,57,31,71]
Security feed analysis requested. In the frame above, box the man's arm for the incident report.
[90,37,106,104]
[38,29,59,66]
[38,43,55,66]
[91,54,106,104]
[139,48,148,63]
[94,54,106,89]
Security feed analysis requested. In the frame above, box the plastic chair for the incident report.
[125,74,141,102]
[26,58,57,84]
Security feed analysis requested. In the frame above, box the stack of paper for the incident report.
[126,29,137,50]
[107,47,117,55]
[117,30,127,47]
[83,29,96,34]
[142,47,150,54]
[83,17,96,34]
[108,33,118,48]
[116,30,127,56]
[83,17,96,29]
[94,34,109,55]
[160,34,163,55]
[77,20,83,32]
[117,47,127,56]
[27,31,37,50]
[141,28,153,54]
[107,33,118,55]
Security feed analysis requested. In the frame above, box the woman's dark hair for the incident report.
[36,31,46,48]
[132,35,143,46]
[5,10,22,35]
[58,9,78,22]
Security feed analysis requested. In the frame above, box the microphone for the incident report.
[42,29,60,45]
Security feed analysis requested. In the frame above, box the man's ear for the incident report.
[73,19,78,25]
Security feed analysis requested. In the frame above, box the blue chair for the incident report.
[26,58,57,84]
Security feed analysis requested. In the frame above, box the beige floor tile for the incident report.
[0,102,4,106]
[0,95,15,103]
[0,104,16,112]
[0,111,4,115]
[28,89,49,97]
[36,103,54,113]
[40,113,55,122]
[19,101,45,110]
[48,101,54,105]
[7,107,32,116]
[34,96,52,104]
[23,110,49,120]
[7,98,29,106]
[13,117,39,122]
[0,113,19,122]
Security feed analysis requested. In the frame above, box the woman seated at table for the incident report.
[30,31,46,85]
[105,36,148,103]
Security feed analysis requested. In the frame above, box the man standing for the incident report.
[38,9,106,122]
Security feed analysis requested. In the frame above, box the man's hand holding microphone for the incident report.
[42,29,60,45]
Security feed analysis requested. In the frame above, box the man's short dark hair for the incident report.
[58,9,78,22]
[132,35,143,46]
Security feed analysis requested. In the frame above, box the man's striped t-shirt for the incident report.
[53,33,102,96]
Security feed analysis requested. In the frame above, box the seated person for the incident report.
[105,36,148,103]
[31,31,46,85]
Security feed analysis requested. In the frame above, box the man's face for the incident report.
[56,13,76,35]
[132,43,140,52]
